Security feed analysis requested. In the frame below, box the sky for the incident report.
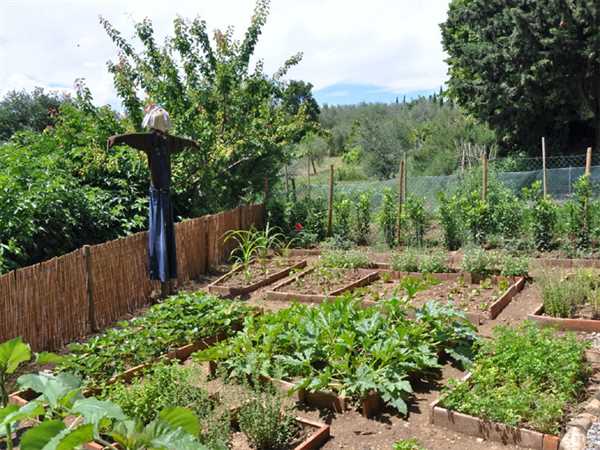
[0,0,450,107]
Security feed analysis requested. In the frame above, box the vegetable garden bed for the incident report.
[195,297,478,419]
[208,256,307,297]
[357,271,525,325]
[55,291,255,386]
[430,323,590,450]
[265,266,379,303]
[528,305,600,332]
[429,373,560,450]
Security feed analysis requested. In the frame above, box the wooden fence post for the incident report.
[82,245,97,332]
[403,152,407,202]
[586,147,592,176]
[542,137,548,196]
[482,152,488,202]
[327,164,334,237]
[397,159,405,246]
[263,177,269,202]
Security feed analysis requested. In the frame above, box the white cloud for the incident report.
[0,0,450,106]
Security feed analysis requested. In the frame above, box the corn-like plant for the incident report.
[224,223,285,270]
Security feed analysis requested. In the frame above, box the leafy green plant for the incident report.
[539,269,597,318]
[333,195,352,239]
[378,188,398,248]
[238,389,298,450]
[321,234,354,251]
[522,181,557,251]
[320,249,372,269]
[393,438,427,450]
[352,191,372,245]
[437,192,462,250]
[195,296,477,415]
[441,322,589,434]
[391,249,419,272]
[570,175,593,251]
[58,292,252,383]
[500,254,529,277]
[461,247,497,277]
[403,195,430,247]
[418,251,449,273]
[391,249,449,273]
[225,223,284,267]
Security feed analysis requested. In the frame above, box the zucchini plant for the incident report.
[195,296,478,415]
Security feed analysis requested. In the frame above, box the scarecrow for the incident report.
[107,105,199,296]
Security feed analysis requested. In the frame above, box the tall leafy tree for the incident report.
[100,0,318,215]
[0,88,65,142]
[441,0,600,153]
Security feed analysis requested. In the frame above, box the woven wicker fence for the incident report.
[0,204,264,351]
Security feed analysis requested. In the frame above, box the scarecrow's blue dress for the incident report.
[147,133,177,282]
[107,132,198,283]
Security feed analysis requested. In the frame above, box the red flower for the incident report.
[295,223,304,232]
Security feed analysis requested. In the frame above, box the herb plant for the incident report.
[352,191,372,245]
[378,188,398,248]
[441,322,589,434]
[59,292,252,383]
[320,249,372,269]
[195,296,478,415]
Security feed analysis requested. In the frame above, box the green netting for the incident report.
[293,165,600,210]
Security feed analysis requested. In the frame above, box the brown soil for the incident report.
[410,277,508,315]
[275,268,370,296]
[217,257,304,287]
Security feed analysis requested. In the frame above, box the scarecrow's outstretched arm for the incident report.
[107,133,153,152]
[166,135,200,153]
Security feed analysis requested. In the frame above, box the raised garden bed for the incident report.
[266,266,379,303]
[529,304,600,332]
[208,256,307,297]
[429,373,560,450]
[196,297,478,420]
[357,271,525,325]
[430,323,591,450]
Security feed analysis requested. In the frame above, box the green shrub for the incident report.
[352,191,372,245]
[391,249,449,273]
[438,192,463,250]
[391,249,419,272]
[333,195,352,239]
[539,269,598,318]
[393,439,426,450]
[418,251,449,273]
[442,322,589,434]
[522,181,557,251]
[499,254,529,277]
[321,234,353,251]
[238,389,298,450]
[320,249,372,269]
[403,195,430,246]
[378,188,398,248]
[460,247,497,276]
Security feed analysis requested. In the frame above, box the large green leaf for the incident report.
[20,421,94,450]
[17,373,82,409]
[19,420,65,450]
[1,401,44,427]
[71,398,125,426]
[158,407,199,437]
[0,337,31,374]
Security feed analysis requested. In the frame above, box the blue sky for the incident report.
[0,0,450,107]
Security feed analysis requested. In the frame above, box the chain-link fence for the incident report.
[290,156,600,210]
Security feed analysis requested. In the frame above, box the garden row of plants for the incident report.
[57,291,253,383]
[194,296,479,415]
[1,336,304,450]
[268,168,600,258]
[539,267,600,319]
